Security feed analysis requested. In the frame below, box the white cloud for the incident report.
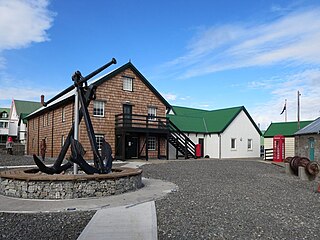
[0,87,56,101]
[162,93,177,101]
[0,0,55,101]
[0,0,54,51]
[162,7,320,79]
[250,69,320,130]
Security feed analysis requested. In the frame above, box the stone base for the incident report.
[298,166,316,181]
[285,163,294,176]
[0,167,143,199]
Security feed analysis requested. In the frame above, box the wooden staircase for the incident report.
[168,120,196,159]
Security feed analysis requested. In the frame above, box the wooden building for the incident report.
[26,62,185,160]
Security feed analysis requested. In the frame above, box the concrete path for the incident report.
[0,161,174,239]
[0,177,176,213]
[78,201,158,240]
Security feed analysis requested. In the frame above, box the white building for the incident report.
[0,108,10,143]
[8,99,42,143]
[168,106,261,159]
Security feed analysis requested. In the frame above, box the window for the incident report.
[0,122,7,128]
[93,101,105,117]
[231,138,236,150]
[62,107,66,122]
[1,112,8,118]
[148,137,157,150]
[43,115,47,126]
[247,139,253,150]
[148,107,157,121]
[61,135,65,147]
[95,134,105,150]
[47,113,50,126]
[123,76,133,91]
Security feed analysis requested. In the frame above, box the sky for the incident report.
[1,0,320,130]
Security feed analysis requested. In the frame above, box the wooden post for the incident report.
[166,134,169,160]
[185,138,188,159]
[157,136,160,159]
[121,132,126,160]
[175,137,178,159]
[146,133,149,161]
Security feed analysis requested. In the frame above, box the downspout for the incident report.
[51,109,54,157]
[27,119,29,155]
[37,116,40,156]
[218,133,221,159]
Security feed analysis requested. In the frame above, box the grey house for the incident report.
[295,117,320,161]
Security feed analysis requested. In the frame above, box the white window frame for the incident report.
[43,114,47,127]
[123,76,133,91]
[95,134,105,150]
[148,137,157,151]
[61,135,65,147]
[148,107,157,121]
[231,138,237,150]
[247,139,253,151]
[62,107,66,122]
[93,101,105,117]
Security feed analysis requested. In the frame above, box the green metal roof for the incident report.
[168,105,261,134]
[0,108,10,119]
[14,100,42,116]
[264,121,313,137]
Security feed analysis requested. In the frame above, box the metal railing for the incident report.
[115,113,169,130]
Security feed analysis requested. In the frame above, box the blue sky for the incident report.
[1,0,320,129]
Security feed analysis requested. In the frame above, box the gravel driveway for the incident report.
[1,155,320,239]
[142,159,320,240]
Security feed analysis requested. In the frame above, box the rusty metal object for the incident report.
[288,156,319,176]
[306,162,320,176]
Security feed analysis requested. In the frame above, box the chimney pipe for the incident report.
[41,95,45,106]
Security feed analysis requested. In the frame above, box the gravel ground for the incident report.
[1,154,320,239]
[0,154,57,167]
[0,211,95,240]
[142,159,320,240]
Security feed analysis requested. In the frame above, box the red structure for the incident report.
[196,144,202,158]
[273,135,285,162]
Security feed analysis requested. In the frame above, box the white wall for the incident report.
[204,134,220,158]
[18,122,27,144]
[0,120,9,135]
[8,102,19,137]
[220,110,260,158]
[186,133,220,158]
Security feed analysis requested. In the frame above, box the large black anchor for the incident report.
[33,58,116,174]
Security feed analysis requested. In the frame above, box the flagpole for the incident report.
[285,99,287,122]
[297,91,301,129]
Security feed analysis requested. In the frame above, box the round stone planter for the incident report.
[0,167,143,199]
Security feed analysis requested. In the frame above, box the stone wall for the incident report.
[0,143,25,155]
[295,134,320,161]
[0,174,142,199]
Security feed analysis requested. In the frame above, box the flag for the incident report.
[280,102,286,115]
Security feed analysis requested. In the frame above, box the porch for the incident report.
[114,113,170,161]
